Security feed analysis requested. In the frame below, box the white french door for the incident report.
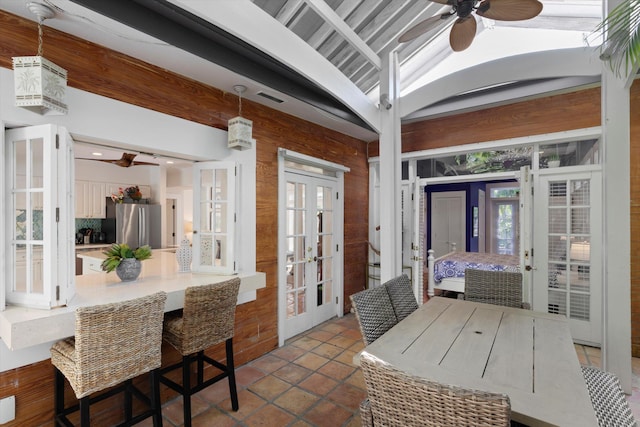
[411,179,426,304]
[532,170,602,345]
[282,172,338,340]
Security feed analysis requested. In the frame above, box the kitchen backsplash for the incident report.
[75,218,102,233]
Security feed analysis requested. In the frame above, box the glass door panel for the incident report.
[5,124,73,309]
[283,173,337,338]
[534,171,601,344]
[192,162,235,274]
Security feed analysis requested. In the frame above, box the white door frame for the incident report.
[277,149,348,346]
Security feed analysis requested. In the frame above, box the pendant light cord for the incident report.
[37,17,44,56]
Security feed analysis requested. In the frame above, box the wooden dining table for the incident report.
[354,296,599,426]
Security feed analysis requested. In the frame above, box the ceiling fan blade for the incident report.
[76,152,158,167]
[449,17,477,52]
[476,0,543,21]
[399,14,453,43]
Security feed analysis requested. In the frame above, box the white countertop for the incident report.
[0,251,266,350]
[75,243,112,251]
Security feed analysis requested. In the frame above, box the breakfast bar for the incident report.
[0,251,266,351]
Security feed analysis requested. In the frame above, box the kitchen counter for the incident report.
[0,251,266,351]
[75,243,112,251]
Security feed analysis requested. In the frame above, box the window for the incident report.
[4,124,75,309]
[487,183,519,256]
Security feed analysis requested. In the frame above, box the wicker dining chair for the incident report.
[51,291,167,427]
[384,274,419,321]
[160,278,241,427]
[350,285,398,345]
[463,269,529,309]
[359,352,512,426]
[581,366,637,427]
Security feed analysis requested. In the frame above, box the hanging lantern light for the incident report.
[13,2,68,115]
[227,85,253,150]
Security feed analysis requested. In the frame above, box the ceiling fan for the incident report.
[398,0,543,52]
[78,152,159,168]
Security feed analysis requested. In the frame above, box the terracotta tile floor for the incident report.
[142,314,365,427]
[141,313,639,427]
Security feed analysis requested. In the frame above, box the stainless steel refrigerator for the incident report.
[103,200,162,249]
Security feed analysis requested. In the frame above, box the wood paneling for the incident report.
[0,10,369,426]
[368,88,601,157]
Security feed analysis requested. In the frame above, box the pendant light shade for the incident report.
[13,55,68,115]
[228,85,254,150]
[13,2,68,115]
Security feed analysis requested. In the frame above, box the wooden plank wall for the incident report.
[0,10,369,425]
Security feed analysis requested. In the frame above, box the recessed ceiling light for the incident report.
[166,160,174,164]
[91,152,103,156]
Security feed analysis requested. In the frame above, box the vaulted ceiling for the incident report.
[0,0,604,141]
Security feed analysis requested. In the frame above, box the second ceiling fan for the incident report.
[399,0,543,52]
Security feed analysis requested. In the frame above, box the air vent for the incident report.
[256,91,284,104]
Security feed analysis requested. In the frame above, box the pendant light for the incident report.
[227,85,253,150]
[13,2,68,115]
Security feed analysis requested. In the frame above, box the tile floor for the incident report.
[141,313,640,427]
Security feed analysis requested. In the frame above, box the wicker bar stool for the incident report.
[159,278,241,427]
[50,291,167,426]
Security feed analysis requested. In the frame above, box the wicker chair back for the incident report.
[464,269,525,308]
[165,278,240,356]
[52,291,167,398]
[360,352,511,427]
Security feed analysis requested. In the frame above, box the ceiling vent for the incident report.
[256,91,284,104]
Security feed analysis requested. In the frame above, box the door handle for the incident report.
[525,265,537,271]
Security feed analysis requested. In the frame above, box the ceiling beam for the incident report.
[172,0,381,133]
[69,0,377,131]
[304,0,381,70]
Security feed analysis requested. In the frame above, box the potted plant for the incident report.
[547,154,560,168]
[101,243,152,281]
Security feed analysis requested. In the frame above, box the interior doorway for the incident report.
[430,191,466,254]
[277,149,347,346]
[165,197,177,247]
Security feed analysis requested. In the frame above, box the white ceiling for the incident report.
[0,0,604,149]
[73,142,193,168]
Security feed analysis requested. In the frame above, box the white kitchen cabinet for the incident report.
[106,183,151,200]
[82,256,105,274]
[75,180,106,218]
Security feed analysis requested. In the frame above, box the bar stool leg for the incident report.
[182,355,192,427]
[124,379,133,422]
[149,369,163,427]
[226,338,238,411]
[79,396,90,426]
[54,367,65,424]
[197,350,204,386]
